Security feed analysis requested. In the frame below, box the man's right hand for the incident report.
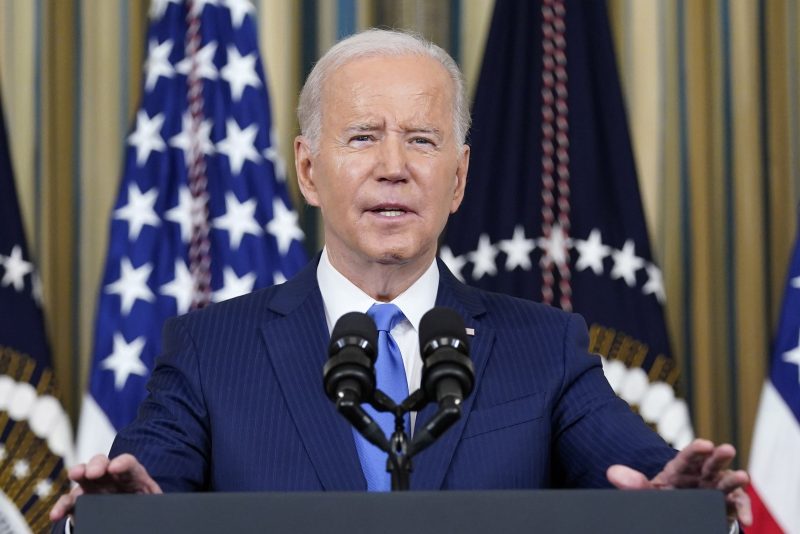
[49,454,162,523]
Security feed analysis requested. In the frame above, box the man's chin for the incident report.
[373,251,411,265]
[369,247,437,269]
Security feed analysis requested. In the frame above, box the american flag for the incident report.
[746,215,800,533]
[76,0,307,462]
[442,0,694,448]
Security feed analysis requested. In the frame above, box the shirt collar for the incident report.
[316,247,439,334]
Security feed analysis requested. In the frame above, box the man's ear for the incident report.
[450,144,470,213]
[294,136,320,207]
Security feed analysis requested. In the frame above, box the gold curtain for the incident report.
[608,0,800,461]
[2,0,797,463]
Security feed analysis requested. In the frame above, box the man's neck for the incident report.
[324,247,435,302]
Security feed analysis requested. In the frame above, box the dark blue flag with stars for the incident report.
[0,85,73,532]
[441,0,693,448]
[76,0,307,461]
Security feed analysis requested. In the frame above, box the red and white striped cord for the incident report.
[539,0,572,311]
[185,0,212,309]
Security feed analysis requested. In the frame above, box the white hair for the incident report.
[297,28,470,151]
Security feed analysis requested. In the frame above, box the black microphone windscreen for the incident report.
[330,311,378,351]
[419,307,468,351]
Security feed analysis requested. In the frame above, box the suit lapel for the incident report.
[410,261,495,490]
[260,259,365,491]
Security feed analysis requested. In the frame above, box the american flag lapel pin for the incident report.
[465,327,475,336]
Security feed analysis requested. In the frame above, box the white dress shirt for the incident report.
[316,247,439,431]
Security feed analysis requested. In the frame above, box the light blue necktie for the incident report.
[353,303,410,491]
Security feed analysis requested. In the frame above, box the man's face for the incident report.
[295,54,469,271]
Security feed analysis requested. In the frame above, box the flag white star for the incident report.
[189,0,218,16]
[610,240,645,287]
[536,223,572,268]
[169,113,215,164]
[783,329,800,384]
[221,45,260,101]
[35,478,53,498]
[114,183,161,240]
[149,0,180,20]
[12,459,30,479]
[264,127,287,182]
[101,333,148,390]
[160,260,195,315]
[212,267,256,302]
[105,257,155,315]
[217,118,261,175]
[498,225,535,271]
[165,186,204,243]
[222,0,255,28]
[176,41,219,80]
[574,228,611,275]
[213,191,262,249]
[468,233,499,280]
[127,110,166,166]
[143,39,175,91]
[439,245,466,282]
[0,245,33,292]
[792,275,800,289]
[266,198,304,254]
[272,271,287,285]
[643,264,666,303]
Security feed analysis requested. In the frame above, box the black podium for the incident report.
[74,490,727,533]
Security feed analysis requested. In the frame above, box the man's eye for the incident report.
[350,135,372,143]
[411,137,434,146]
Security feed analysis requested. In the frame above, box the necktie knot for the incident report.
[367,303,405,333]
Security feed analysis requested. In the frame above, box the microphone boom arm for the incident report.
[407,395,462,457]
[336,390,391,451]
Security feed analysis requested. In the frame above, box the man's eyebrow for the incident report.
[345,122,382,132]
[404,126,443,136]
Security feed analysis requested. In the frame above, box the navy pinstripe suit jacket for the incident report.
[110,257,676,492]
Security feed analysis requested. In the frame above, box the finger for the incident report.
[606,465,654,489]
[700,444,736,483]
[67,463,87,482]
[84,454,112,479]
[656,440,715,487]
[666,439,715,477]
[718,470,750,494]
[49,486,83,521]
[107,454,140,483]
[108,454,162,494]
[726,488,752,526]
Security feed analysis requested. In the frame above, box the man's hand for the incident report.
[49,454,162,522]
[606,438,751,527]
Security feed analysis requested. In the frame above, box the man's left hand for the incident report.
[606,438,752,527]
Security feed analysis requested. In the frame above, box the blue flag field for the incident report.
[442,0,693,447]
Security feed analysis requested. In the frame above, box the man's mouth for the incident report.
[369,204,411,217]
[374,209,405,217]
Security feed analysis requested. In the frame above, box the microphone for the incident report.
[323,312,378,403]
[323,312,390,453]
[419,307,475,404]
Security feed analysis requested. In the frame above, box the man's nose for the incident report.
[376,136,408,181]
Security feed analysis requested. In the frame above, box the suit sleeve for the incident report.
[109,316,211,492]
[551,313,677,487]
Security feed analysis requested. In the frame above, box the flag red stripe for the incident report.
[746,484,785,534]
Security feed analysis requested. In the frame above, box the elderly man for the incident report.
[51,29,751,527]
